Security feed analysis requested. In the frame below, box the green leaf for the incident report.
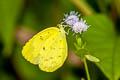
[85,55,100,62]
[0,0,23,56]
[83,14,120,79]
[0,72,15,80]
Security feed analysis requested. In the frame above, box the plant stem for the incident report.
[71,0,94,16]
[83,58,90,80]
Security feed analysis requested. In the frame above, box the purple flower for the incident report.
[72,18,90,34]
[63,11,80,27]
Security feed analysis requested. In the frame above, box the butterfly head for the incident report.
[57,24,66,34]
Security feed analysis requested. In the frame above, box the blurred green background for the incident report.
[0,0,120,80]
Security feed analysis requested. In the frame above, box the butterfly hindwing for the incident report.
[38,30,67,72]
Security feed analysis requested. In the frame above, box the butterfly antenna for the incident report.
[63,25,69,28]
[60,21,64,25]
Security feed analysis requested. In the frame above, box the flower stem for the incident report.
[83,58,90,80]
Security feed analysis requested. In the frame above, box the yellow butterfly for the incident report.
[22,24,68,72]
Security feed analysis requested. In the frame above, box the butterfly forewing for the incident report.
[22,27,60,64]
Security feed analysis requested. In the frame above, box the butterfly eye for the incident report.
[57,24,62,28]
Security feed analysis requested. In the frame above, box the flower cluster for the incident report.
[63,11,90,34]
